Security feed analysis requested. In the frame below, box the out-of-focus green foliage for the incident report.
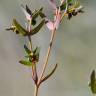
[89,70,96,94]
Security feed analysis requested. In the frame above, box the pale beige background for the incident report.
[0,0,96,96]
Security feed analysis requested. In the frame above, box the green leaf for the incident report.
[31,19,37,26]
[26,5,32,16]
[31,7,43,25]
[60,3,66,11]
[6,27,15,31]
[12,19,28,36]
[32,47,40,62]
[39,12,46,18]
[24,46,40,62]
[6,26,18,33]
[32,7,43,19]
[40,64,58,84]
[89,70,96,94]
[31,7,45,26]
[29,19,45,36]
[39,11,46,18]
[59,0,73,11]
[19,60,33,67]
[33,47,40,55]
[24,45,32,55]
[68,0,73,3]
[91,70,95,85]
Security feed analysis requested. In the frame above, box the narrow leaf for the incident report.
[39,12,46,18]
[19,60,33,67]
[59,0,73,11]
[6,26,19,34]
[21,4,32,21]
[59,2,66,11]
[91,70,95,86]
[90,70,96,94]
[32,7,43,19]
[68,0,73,3]
[29,19,45,36]
[24,45,32,55]
[6,26,15,31]
[40,63,58,84]
[31,7,45,26]
[13,19,28,36]
[26,5,32,16]
[31,19,37,26]
[33,47,40,62]
[33,47,40,55]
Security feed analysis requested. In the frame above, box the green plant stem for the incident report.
[28,36,32,51]
[27,21,38,96]
[28,36,38,96]
[38,29,56,85]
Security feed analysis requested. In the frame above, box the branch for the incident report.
[38,29,56,85]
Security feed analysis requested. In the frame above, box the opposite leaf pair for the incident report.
[6,5,46,36]
[21,5,45,25]
[6,19,45,36]
[19,45,40,67]
[19,45,40,84]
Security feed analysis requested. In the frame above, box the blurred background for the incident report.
[0,0,96,96]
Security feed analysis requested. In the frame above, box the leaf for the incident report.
[29,19,45,36]
[19,60,33,67]
[6,26,15,31]
[6,26,19,33]
[12,19,28,36]
[40,63,58,84]
[24,45,32,55]
[6,25,21,34]
[33,47,40,55]
[68,0,73,3]
[26,5,32,16]
[7,19,44,36]
[21,4,32,21]
[32,47,40,62]
[31,7,45,26]
[89,70,96,94]
[59,0,73,11]
[60,3,66,11]
[32,7,43,19]
[39,12,46,18]
[31,19,37,26]
[91,70,95,86]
